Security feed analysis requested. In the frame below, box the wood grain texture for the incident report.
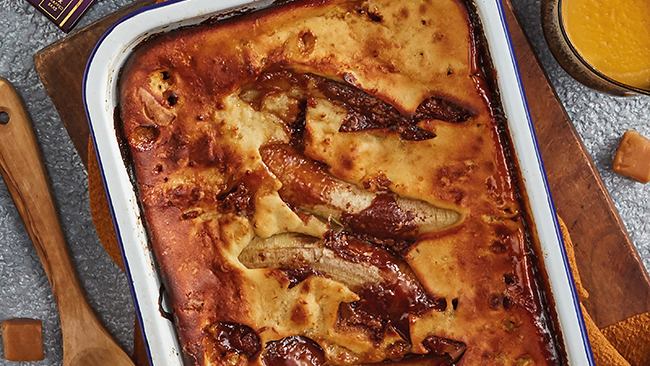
[32,0,650,356]
[503,1,650,328]
[34,0,157,169]
[34,2,157,364]
[0,78,135,366]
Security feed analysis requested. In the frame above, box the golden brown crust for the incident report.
[118,0,562,365]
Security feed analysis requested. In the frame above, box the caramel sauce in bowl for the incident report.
[542,0,650,96]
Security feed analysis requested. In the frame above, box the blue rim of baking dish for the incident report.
[491,0,595,364]
[84,1,276,362]
[83,0,597,364]
[84,0,188,363]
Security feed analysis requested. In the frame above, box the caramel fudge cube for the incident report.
[1,318,44,361]
[613,130,650,184]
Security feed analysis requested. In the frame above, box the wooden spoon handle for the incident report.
[0,77,96,332]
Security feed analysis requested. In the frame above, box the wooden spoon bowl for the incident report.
[0,77,135,366]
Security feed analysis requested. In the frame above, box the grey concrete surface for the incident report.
[1,0,137,364]
[0,0,648,364]
[509,0,650,271]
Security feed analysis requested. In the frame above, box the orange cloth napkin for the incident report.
[88,141,649,366]
[557,217,650,366]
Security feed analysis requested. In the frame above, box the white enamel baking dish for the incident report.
[83,0,596,364]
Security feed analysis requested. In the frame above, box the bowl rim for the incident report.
[556,0,650,96]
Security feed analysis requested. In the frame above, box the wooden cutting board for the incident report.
[33,0,650,349]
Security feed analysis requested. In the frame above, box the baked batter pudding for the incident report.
[118,0,565,364]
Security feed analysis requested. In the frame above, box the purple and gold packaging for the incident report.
[26,0,96,32]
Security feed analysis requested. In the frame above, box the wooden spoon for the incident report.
[0,77,135,366]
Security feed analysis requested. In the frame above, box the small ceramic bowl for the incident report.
[541,0,650,97]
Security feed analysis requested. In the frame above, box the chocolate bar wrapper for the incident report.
[25,0,96,33]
